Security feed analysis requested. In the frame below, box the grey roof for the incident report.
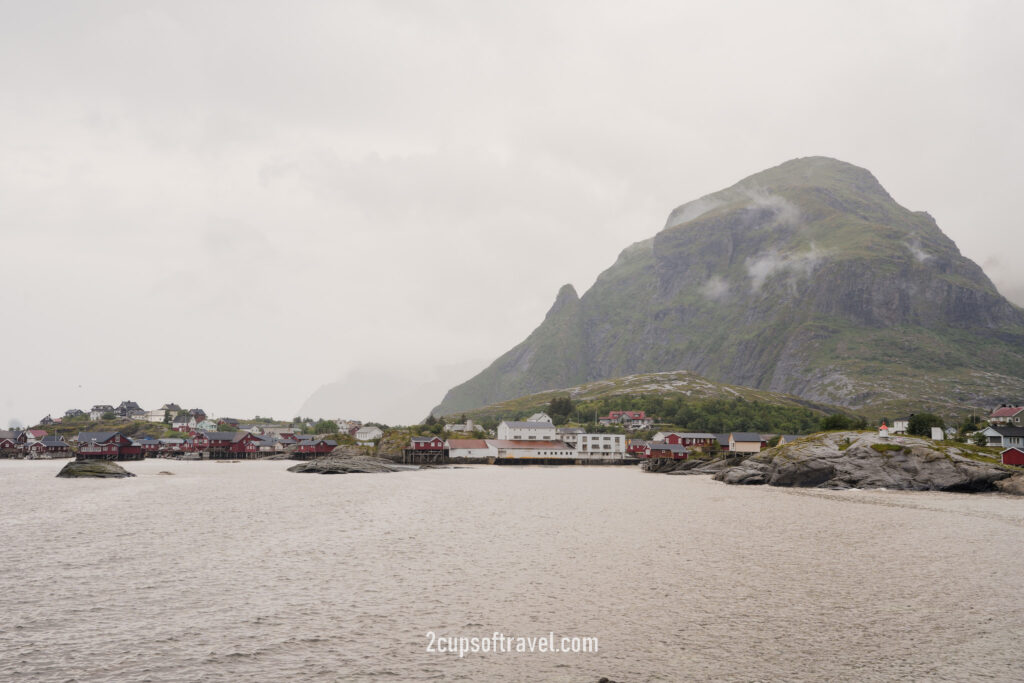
[40,435,66,446]
[557,427,585,434]
[780,435,803,442]
[91,405,114,411]
[501,421,555,429]
[77,432,120,443]
[200,431,243,441]
[731,432,762,442]
[671,432,716,439]
[0,430,16,439]
[716,434,731,445]
[649,443,689,454]
[992,426,1024,437]
[411,436,442,443]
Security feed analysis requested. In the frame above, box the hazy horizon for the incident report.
[4,1,1024,427]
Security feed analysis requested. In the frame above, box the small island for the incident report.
[56,460,136,478]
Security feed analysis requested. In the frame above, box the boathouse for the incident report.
[76,432,144,460]
[1002,447,1024,466]
[648,443,689,460]
[295,438,337,457]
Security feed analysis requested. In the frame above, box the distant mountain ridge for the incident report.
[433,157,1024,417]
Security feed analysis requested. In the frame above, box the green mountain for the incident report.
[451,370,847,422]
[434,157,1024,418]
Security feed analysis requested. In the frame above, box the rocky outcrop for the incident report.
[994,474,1024,496]
[711,432,1012,492]
[56,460,136,478]
[642,456,743,475]
[287,455,414,474]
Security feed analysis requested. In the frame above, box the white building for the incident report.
[891,418,910,435]
[446,439,496,459]
[527,412,554,424]
[556,426,585,447]
[574,433,626,457]
[143,409,167,423]
[489,440,577,459]
[497,420,557,441]
[355,426,384,444]
[444,419,477,433]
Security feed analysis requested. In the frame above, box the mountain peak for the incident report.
[433,159,1024,418]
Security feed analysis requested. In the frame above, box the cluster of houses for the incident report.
[405,412,796,462]
[979,404,1024,466]
[0,430,72,457]
[0,428,341,461]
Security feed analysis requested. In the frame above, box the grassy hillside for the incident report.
[441,370,860,435]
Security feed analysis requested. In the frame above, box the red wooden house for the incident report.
[296,438,337,456]
[662,432,716,448]
[38,435,71,454]
[1002,447,1024,466]
[410,436,445,452]
[197,431,262,458]
[648,443,689,460]
[76,432,144,460]
[598,410,654,429]
[627,439,649,457]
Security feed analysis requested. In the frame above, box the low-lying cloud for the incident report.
[745,244,828,292]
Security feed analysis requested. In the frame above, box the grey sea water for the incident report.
[2,459,1023,681]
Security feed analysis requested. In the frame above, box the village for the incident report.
[4,401,1024,468]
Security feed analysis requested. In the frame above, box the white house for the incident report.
[891,418,910,435]
[446,439,496,459]
[497,420,557,441]
[728,432,763,454]
[989,405,1024,426]
[143,409,167,423]
[527,412,554,424]
[573,433,626,457]
[355,426,384,444]
[981,426,1024,449]
[89,405,114,421]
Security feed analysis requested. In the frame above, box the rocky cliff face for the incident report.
[434,157,1024,416]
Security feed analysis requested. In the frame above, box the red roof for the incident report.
[447,439,489,449]
[28,430,47,438]
[990,406,1024,418]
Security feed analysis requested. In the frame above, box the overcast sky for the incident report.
[2,1,1022,427]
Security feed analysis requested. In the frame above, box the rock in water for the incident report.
[713,432,1011,492]
[57,460,136,478]
[994,474,1024,496]
[287,455,412,474]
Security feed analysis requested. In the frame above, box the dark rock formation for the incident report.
[57,460,136,478]
[712,432,1011,492]
[287,455,414,474]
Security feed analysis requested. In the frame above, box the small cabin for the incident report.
[1001,447,1024,467]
